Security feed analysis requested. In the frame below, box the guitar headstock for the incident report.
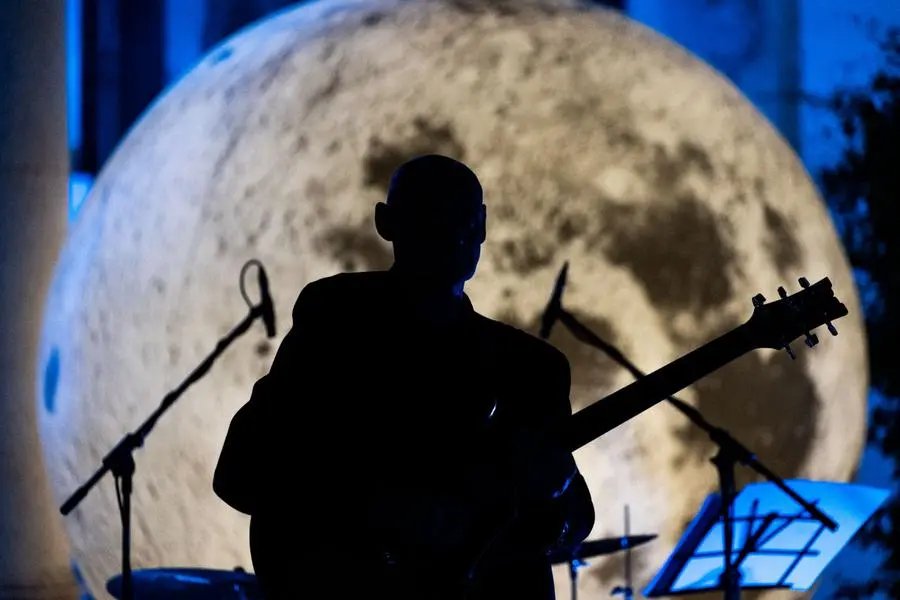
[745,277,849,359]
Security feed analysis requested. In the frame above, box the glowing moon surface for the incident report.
[38,1,867,597]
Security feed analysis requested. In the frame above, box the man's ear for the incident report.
[374,202,394,241]
[477,204,487,244]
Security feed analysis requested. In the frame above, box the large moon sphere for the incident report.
[38,1,867,598]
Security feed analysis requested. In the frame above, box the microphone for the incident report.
[257,265,276,338]
[539,262,568,340]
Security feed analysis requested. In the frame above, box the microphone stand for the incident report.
[60,301,270,600]
[549,306,837,600]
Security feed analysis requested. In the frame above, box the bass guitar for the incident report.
[251,276,850,599]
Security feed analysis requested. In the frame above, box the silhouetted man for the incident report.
[213,155,595,599]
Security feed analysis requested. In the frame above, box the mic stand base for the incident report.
[711,447,741,600]
[569,561,578,600]
[111,453,135,600]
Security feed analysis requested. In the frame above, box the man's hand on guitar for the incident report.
[508,429,578,507]
[483,432,593,560]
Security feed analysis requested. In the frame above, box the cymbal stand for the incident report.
[567,556,588,600]
[611,506,635,600]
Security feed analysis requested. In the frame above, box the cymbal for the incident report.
[548,534,657,564]
[106,568,263,600]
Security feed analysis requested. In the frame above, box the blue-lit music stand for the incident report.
[644,480,890,597]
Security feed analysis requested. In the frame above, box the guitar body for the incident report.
[248,513,294,600]
[247,440,575,600]
[248,448,525,600]
[250,507,557,600]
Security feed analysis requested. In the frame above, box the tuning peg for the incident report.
[778,286,788,299]
[798,277,810,288]
[784,344,796,360]
[804,332,819,348]
[752,293,766,307]
[827,321,838,336]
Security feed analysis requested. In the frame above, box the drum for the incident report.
[106,567,264,600]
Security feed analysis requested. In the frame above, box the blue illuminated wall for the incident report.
[799,0,900,176]
[67,0,90,221]
[67,0,82,152]
[630,0,801,150]
[163,0,207,83]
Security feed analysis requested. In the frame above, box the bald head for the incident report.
[375,155,487,287]
[386,154,483,219]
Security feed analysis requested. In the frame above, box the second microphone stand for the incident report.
[544,268,837,600]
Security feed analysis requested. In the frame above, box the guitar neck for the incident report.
[567,324,754,451]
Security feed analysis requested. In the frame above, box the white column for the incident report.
[0,1,78,598]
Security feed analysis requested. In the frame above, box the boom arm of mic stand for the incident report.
[59,304,266,600]
[555,309,837,532]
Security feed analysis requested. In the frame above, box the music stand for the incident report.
[644,480,890,597]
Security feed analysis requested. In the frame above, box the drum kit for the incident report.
[105,568,262,600]
[104,533,658,600]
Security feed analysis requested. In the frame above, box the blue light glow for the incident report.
[69,172,94,222]
[66,0,81,152]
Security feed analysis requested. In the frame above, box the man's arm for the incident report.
[498,347,594,555]
[212,283,322,515]
[541,349,594,547]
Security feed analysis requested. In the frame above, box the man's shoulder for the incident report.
[304,270,388,294]
[474,312,568,370]
[294,271,389,313]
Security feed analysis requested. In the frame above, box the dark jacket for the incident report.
[213,270,594,598]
